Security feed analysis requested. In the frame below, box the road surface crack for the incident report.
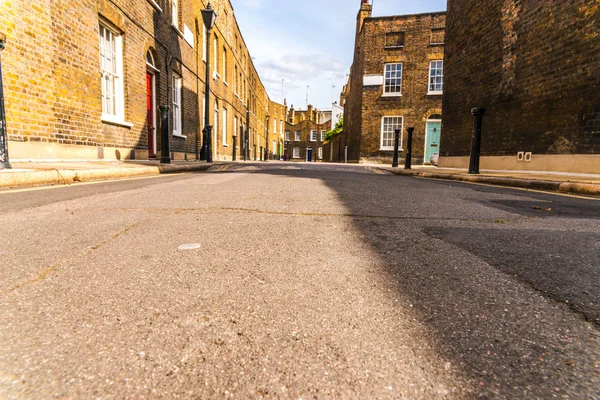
[4,220,148,294]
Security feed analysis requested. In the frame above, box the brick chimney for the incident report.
[357,0,372,35]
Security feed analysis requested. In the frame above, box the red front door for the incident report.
[146,73,156,158]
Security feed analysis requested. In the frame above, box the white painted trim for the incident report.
[380,115,404,151]
[428,60,444,94]
[383,62,403,96]
[102,116,133,128]
[147,0,162,12]
[173,134,188,139]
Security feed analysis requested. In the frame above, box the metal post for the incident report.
[405,126,414,170]
[160,105,171,164]
[201,26,212,162]
[344,146,348,164]
[469,108,486,174]
[392,128,400,168]
[232,135,237,161]
[264,116,269,162]
[0,36,12,170]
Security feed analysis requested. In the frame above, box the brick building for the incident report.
[441,0,600,173]
[342,0,445,164]
[284,105,331,162]
[0,0,282,162]
[268,100,287,160]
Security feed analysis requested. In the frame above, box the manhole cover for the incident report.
[178,243,201,250]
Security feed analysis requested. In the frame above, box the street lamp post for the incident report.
[200,3,217,163]
[0,33,12,170]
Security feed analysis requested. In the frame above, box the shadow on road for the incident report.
[239,164,600,398]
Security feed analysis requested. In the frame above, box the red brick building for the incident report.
[342,0,445,164]
[441,0,600,173]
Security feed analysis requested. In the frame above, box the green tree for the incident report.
[323,117,343,144]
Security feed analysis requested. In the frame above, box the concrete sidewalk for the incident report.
[382,165,600,196]
[0,160,222,189]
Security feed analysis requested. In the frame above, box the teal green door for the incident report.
[425,121,442,164]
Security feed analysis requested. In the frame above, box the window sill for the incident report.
[102,116,134,128]
[382,93,402,98]
[171,24,184,38]
[223,144,229,147]
[173,133,187,139]
[380,148,404,152]
[223,81,229,87]
[427,91,443,95]
[213,71,220,80]
[147,0,162,12]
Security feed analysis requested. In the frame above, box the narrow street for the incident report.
[0,163,598,399]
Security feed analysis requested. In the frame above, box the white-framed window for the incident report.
[295,131,301,141]
[293,147,300,159]
[428,60,444,94]
[234,117,238,139]
[222,47,227,83]
[273,118,277,133]
[280,121,283,134]
[383,63,403,96]
[171,0,179,28]
[172,75,182,136]
[214,102,219,146]
[318,147,323,159]
[273,140,277,153]
[213,35,218,78]
[285,131,290,141]
[222,108,228,145]
[99,22,125,122]
[321,130,326,141]
[310,130,317,142]
[381,116,403,150]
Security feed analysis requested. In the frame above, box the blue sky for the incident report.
[233,0,447,110]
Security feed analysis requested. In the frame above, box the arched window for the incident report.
[428,114,442,121]
[146,50,157,70]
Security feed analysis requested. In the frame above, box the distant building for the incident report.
[441,0,600,173]
[285,105,331,162]
[342,0,445,164]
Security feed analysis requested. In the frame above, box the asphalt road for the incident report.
[0,162,598,399]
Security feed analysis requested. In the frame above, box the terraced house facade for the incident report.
[285,105,331,162]
[0,0,283,162]
[342,0,445,165]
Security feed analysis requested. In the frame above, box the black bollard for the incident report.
[404,126,414,170]
[232,135,237,161]
[392,128,400,168]
[469,108,486,174]
[160,106,171,164]
[206,125,213,163]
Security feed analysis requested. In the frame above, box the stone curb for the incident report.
[389,169,600,196]
[0,163,214,189]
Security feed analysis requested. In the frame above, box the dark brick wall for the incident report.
[343,7,445,164]
[442,0,600,157]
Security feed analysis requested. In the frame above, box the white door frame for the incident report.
[424,119,442,164]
